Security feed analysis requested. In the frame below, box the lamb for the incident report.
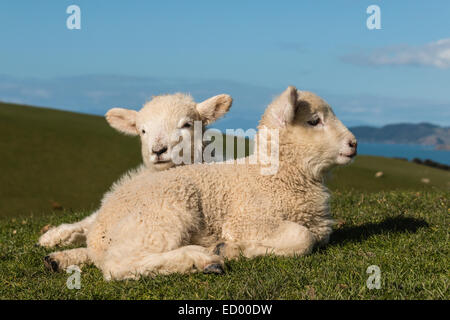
[38,93,232,249]
[43,86,357,280]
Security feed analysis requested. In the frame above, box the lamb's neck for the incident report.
[269,159,326,193]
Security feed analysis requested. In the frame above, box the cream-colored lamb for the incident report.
[38,93,232,250]
[43,86,357,280]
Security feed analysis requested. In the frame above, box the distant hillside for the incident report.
[350,123,450,150]
[0,102,142,218]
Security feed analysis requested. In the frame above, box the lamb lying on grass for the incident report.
[43,86,357,280]
[38,93,232,249]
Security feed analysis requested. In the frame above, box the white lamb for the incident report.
[43,86,357,280]
[38,93,232,249]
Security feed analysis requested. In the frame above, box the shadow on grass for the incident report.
[329,216,429,245]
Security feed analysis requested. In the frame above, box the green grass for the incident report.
[0,102,449,299]
[0,191,448,299]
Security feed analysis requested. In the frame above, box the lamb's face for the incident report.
[288,91,357,171]
[136,95,201,170]
[259,86,357,175]
[105,93,232,170]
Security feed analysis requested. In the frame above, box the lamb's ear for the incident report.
[261,86,298,128]
[196,94,233,125]
[105,108,139,136]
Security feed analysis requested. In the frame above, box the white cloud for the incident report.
[342,38,450,69]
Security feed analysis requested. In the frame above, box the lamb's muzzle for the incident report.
[341,139,358,158]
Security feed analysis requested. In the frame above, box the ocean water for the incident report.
[358,143,450,165]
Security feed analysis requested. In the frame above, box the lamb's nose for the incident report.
[152,146,168,156]
[348,140,357,149]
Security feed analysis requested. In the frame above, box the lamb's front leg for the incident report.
[44,248,90,272]
[38,211,98,248]
[215,221,316,259]
[101,245,224,281]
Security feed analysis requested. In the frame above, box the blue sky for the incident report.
[0,0,449,128]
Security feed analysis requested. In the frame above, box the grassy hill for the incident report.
[0,102,448,299]
[0,102,142,218]
[327,155,450,192]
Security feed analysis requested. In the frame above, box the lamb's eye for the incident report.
[307,118,321,126]
[141,129,146,134]
[182,122,192,129]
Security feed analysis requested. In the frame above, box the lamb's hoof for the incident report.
[44,255,60,272]
[213,242,225,256]
[203,263,225,275]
